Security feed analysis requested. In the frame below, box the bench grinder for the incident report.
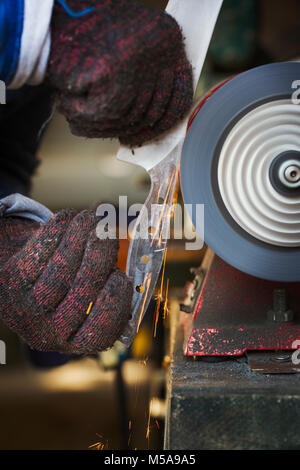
[180,61,300,361]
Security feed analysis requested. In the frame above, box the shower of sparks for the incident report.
[126,169,178,450]
[89,433,108,450]
[86,301,93,315]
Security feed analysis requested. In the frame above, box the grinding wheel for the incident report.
[181,62,300,282]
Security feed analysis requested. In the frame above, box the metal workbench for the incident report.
[164,302,300,450]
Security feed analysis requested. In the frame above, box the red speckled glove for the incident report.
[0,210,132,354]
[47,0,193,147]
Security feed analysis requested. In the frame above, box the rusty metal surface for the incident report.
[187,325,300,356]
[247,351,300,374]
[165,307,300,450]
[184,253,300,356]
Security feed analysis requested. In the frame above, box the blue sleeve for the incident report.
[0,0,24,84]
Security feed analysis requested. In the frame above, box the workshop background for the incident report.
[0,0,299,450]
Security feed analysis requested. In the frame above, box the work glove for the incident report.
[47,0,193,147]
[0,210,132,354]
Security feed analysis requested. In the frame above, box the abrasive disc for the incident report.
[181,62,300,282]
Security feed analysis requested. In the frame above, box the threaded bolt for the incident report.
[274,289,287,313]
[268,289,294,322]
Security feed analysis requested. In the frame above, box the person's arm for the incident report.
[0,0,54,89]
[47,0,193,147]
[0,84,53,198]
[1,0,193,147]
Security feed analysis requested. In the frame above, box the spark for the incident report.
[158,166,180,248]
[146,406,151,441]
[155,420,160,430]
[128,420,133,447]
[146,425,150,441]
[157,173,176,249]
[163,278,170,320]
[172,170,180,208]
[89,433,108,450]
[150,170,176,248]
[156,185,162,204]
[153,248,168,337]
[86,301,93,315]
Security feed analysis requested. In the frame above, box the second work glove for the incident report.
[0,210,132,354]
[47,0,193,147]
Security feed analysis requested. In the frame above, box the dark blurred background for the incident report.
[0,0,299,450]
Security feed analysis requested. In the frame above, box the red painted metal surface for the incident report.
[185,255,300,356]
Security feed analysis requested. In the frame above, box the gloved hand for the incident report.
[47,0,193,147]
[0,210,132,354]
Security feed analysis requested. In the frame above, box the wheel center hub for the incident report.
[270,150,300,194]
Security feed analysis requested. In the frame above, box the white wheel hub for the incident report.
[217,99,300,247]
